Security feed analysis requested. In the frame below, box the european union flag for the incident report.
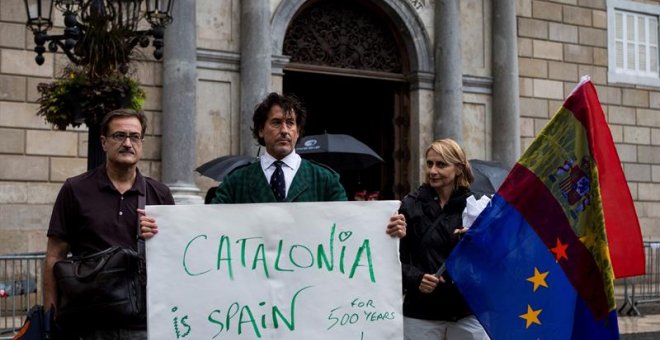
[447,194,619,339]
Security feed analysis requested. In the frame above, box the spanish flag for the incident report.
[445,78,644,339]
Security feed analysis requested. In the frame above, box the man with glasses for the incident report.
[44,109,174,339]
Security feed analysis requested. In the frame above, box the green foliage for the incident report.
[35,1,150,130]
[36,67,146,130]
[76,12,139,80]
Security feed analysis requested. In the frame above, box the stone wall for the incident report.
[194,0,241,197]
[1,0,658,256]
[461,0,493,162]
[517,0,660,239]
[0,0,164,253]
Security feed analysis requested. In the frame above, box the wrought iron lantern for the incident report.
[24,0,175,70]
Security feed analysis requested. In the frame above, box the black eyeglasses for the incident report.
[108,132,143,144]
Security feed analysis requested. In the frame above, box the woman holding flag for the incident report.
[399,138,488,340]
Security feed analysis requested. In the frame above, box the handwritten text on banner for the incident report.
[146,201,403,339]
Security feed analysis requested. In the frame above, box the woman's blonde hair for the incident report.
[425,138,474,189]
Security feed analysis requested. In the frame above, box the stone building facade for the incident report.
[0,0,658,254]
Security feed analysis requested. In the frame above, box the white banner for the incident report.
[146,201,403,339]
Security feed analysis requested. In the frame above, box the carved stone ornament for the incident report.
[409,0,425,10]
[283,0,402,73]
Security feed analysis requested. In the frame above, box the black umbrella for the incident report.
[296,133,383,171]
[469,159,510,196]
[195,155,258,181]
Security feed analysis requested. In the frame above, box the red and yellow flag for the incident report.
[563,79,644,278]
[446,78,644,339]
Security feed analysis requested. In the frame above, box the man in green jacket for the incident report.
[211,93,346,203]
[140,93,406,238]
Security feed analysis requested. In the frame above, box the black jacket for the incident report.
[399,184,473,321]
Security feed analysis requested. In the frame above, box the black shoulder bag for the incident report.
[53,179,147,328]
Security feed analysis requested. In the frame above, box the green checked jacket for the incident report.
[211,159,347,203]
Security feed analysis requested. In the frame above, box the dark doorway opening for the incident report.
[284,71,401,200]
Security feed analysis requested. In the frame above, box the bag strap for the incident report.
[137,175,147,258]
[137,175,148,291]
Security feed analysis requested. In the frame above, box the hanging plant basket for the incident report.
[36,67,146,130]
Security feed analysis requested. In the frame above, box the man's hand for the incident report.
[386,213,406,238]
[138,209,159,240]
[44,237,69,315]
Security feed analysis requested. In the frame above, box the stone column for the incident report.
[161,0,202,204]
[433,0,463,143]
[492,0,520,167]
[240,0,271,157]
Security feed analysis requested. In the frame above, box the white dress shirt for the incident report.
[260,151,302,197]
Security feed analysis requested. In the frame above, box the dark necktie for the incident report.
[270,160,286,201]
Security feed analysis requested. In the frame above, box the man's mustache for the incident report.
[118,147,135,154]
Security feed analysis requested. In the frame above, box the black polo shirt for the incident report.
[47,165,175,256]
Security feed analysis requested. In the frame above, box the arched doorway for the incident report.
[284,72,407,200]
[281,0,412,199]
